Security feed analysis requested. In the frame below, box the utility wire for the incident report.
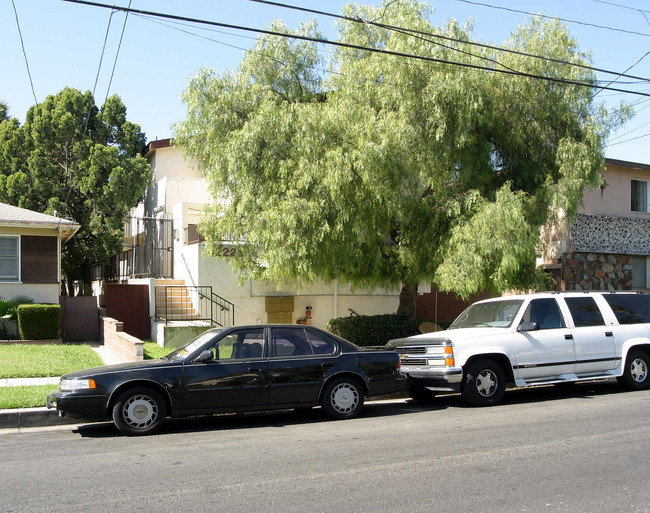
[104,0,133,102]
[11,0,38,105]
[453,0,650,38]
[61,0,650,98]
[250,0,650,82]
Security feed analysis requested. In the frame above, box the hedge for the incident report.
[326,314,421,347]
[17,304,61,340]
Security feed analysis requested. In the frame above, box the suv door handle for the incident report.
[565,334,574,340]
[248,367,263,373]
[605,331,613,337]
[321,362,335,368]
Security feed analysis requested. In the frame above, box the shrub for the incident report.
[0,295,33,339]
[327,314,421,346]
[17,304,61,340]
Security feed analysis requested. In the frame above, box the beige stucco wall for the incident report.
[149,145,203,182]
[0,283,60,304]
[580,163,650,219]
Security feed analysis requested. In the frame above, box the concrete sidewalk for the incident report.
[0,344,124,430]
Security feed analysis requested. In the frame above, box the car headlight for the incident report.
[60,378,96,391]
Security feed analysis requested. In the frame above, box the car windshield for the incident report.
[163,329,222,361]
[448,299,524,329]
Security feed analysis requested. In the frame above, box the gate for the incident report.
[60,296,100,341]
[105,284,150,339]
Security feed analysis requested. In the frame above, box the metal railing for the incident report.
[158,285,235,327]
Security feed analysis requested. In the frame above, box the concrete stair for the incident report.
[155,279,201,321]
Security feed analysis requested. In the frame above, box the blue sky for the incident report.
[2,0,649,163]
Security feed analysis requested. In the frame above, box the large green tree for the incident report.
[175,1,630,317]
[0,88,151,295]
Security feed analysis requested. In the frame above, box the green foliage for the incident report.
[0,385,59,409]
[0,87,151,292]
[327,314,420,346]
[17,304,61,340]
[0,343,103,378]
[175,1,630,307]
[0,295,33,339]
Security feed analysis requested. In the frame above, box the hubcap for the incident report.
[631,358,648,383]
[331,383,359,413]
[476,370,498,397]
[123,395,157,428]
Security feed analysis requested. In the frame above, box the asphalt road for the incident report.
[1,381,649,513]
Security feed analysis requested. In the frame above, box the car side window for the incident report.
[602,294,650,324]
[522,298,565,330]
[306,330,337,355]
[208,329,264,360]
[272,328,314,357]
[565,297,605,327]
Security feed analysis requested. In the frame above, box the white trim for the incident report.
[0,234,20,282]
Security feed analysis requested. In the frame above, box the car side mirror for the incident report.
[518,321,540,332]
[195,350,214,363]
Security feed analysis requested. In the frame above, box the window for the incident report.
[633,257,650,289]
[521,298,565,330]
[307,330,337,355]
[603,294,650,325]
[631,180,649,213]
[208,329,264,360]
[0,236,19,282]
[272,328,319,357]
[565,297,605,327]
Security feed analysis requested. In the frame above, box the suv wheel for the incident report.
[618,350,650,390]
[462,359,506,406]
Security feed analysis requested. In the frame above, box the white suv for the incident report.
[389,292,650,406]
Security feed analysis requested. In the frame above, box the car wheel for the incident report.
[112,387,167,436]
[320,378,365,420]
[618,350,650,391]
[462,359,506,406]
[408,387,437,401]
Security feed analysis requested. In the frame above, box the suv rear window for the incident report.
[603,294,650,325]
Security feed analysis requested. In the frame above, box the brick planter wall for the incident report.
[563,253,633,291]
[101,317,144,362]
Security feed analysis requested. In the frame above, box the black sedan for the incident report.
[47,324,405,435]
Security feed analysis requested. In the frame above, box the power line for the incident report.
[104,1,133,102]
[453,0,650,38]
[11,0,38,105]
[249,0,650,83]
[592,0,650,16]
[61,0,650,98]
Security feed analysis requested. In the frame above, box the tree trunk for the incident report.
[396,281,418,318]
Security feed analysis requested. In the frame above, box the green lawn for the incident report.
[0,385,59,409]
[0,344,104,379]
[143,342,171,360]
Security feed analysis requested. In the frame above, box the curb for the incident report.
[0,407,82,429]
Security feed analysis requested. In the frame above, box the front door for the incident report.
[182,328,269,413]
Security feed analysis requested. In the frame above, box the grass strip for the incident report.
[0,344,104,379]
[0,385,59,409]
[143,342,171,360]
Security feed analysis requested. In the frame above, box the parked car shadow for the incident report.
[71,398,435,438]
[70,380,631,437]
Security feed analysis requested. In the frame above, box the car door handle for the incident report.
[248,367,264,373]
[605,331,613,337]
[565,334,573,340]
[321,362,335,368]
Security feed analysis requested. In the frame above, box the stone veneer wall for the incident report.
[563,253,633,291]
